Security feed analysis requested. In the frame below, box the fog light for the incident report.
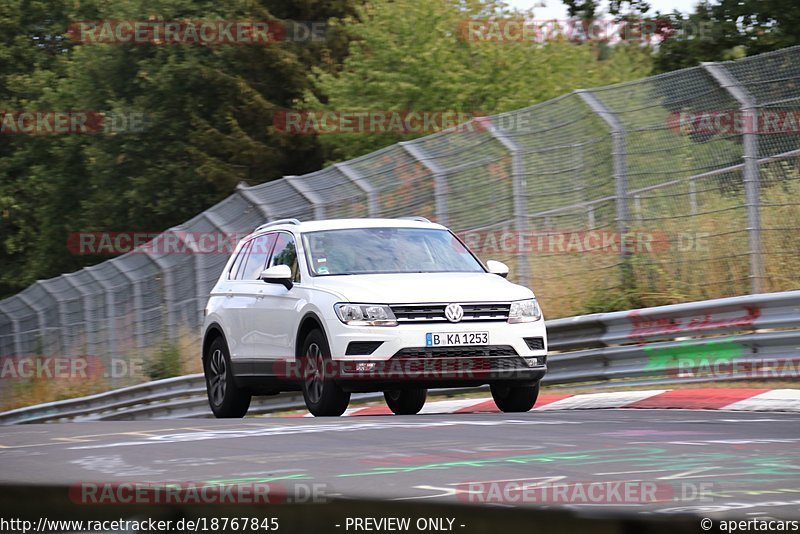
[355,362,376,372]
[524,357,541,367]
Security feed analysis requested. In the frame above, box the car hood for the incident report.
[310,272,533,304]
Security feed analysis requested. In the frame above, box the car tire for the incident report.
[490,381,540,413]
[204,336,251,418]
[301,329,351,416]
[384,388,427,415]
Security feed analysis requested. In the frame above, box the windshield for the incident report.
[302,227,484,276]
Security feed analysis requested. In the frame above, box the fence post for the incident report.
[106,263,143,354]
[0,302,23,358]
[577,90,630,285]
[703,62,763,294]
[17,291,47,355]
[488,123,530,284]
[236,182,274,221]
[335,162,378,217]
[285,175,326,220]
[63,273,94,357]
[400,141,448,226]
[84,265,117,383]
[39,280,66,356]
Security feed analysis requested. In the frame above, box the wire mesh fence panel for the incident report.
[717,50,800,295]
[589,66,756,304]
[348,144,436,219]
[0,46,799,377]
[0,304,17,358]
[19,283,62,356]
[11,290,46,356]
[100,259,138,357]
[295,166,369,219]
[144,229,199,341]
[244,178,316,221]
[209,190,267,236]
[68,269,107,357]
[113,252,164,351]
[40,276,86,358]
[507,95,619,316]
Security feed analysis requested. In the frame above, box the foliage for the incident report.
[0,0,357,298]
[558,0,800,73]
[144,341,183,380]
[304,0,652,162]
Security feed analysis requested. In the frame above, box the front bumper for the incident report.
[322,319,547,391]
[326,319,548,360]
[335,357,546,392]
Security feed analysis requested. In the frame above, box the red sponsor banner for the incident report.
[667,109,800,136]
[273,110,481,135]
[70,482,286,505]
[627,306,761,340]
[67,20,290,45]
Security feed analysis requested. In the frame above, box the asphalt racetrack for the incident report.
[1,409,799,520]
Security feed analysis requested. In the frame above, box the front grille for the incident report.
[390,303,510,323]
[393,345,518,358]
[524,337,545,351]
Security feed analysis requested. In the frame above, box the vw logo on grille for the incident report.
[444,303,464,323]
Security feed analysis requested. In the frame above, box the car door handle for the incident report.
[226,290,233,298]
[256,290,264,300]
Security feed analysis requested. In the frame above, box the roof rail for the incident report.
[397,216,431,223]
[254,218,301,233]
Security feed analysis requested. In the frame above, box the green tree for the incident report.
[304,0,652,162]
[653,0,800,73]
[0,0,358,297]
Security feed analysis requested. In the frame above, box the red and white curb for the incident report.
[288,388,800,417]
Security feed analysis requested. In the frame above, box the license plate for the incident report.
[426,332,489,347]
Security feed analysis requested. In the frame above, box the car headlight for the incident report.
[508,299,541,323]
[334,303,398,326]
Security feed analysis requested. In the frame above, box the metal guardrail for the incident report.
[1,291,798,424]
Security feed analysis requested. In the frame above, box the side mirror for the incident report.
[260,264,293,290]
[486,260,509,278]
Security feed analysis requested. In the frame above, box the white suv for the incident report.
[202,217,547,417]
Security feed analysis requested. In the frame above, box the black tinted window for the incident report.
[269,233,299,282]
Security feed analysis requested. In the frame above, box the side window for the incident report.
[241,233,276,281]
[269,233,300,282]
[229,240,252,280]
